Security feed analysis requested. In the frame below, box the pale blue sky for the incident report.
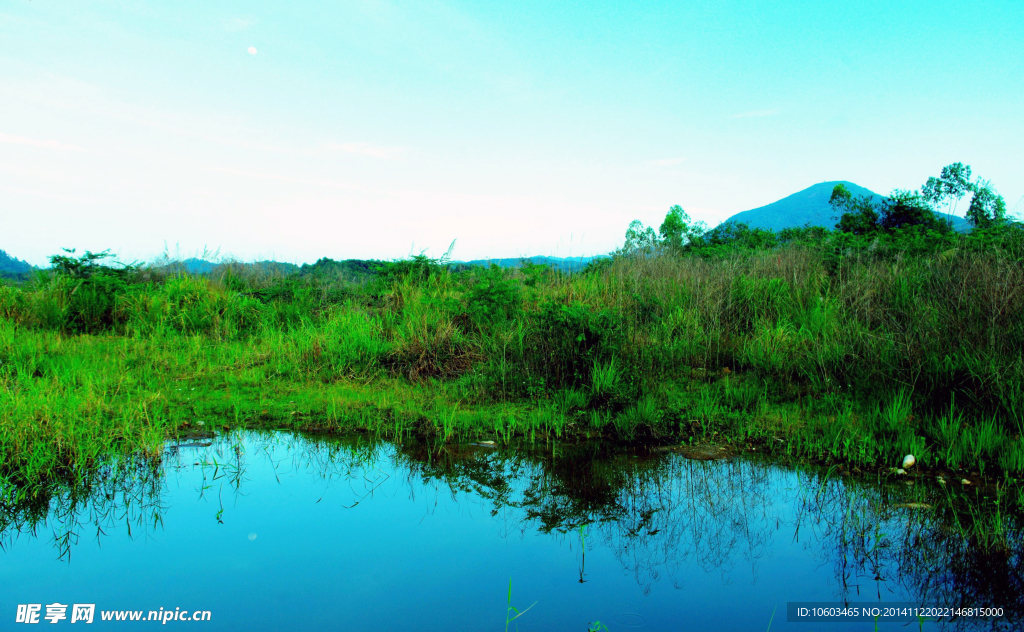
[2,0,1021,265]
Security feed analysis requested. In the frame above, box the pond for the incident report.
[1,432,1020,630]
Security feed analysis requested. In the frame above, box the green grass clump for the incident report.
[2,222,1024,499]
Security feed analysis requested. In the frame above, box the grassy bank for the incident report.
[3,220,1024,500]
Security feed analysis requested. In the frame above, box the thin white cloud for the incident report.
[649,157,686,167]
[0,74,298,155]
[226,17,258,32]
[207,167,367,192]
[732,109,779,119]
[0,132,82,151]
[327,141,406,159]
[0,184,96,204]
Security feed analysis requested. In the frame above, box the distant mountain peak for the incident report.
[722,181,883,232]
[721,181,969,232]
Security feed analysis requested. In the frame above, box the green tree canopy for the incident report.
[622,205,706,255]
[966,182,1008,227]
[622,220,659,254]
[830,183,881,235]
[879,189,949,232]
[658,205,689,251]
[922,162,973,227]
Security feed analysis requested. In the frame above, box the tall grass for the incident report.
[2,229,1024,490]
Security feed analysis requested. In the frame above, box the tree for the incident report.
[658,205,688,250]
[879,189,949,232]
[702,221,778,249]
[921,162,1009,228]
[830,184,880,235]
[965,182,1007,227]
[622,220,658,254]
[622,206,706,255]
[659,205,707,250]
[42,249,138,333]
[922,162,973,228]
[49,249,117,278]
[831,183,948,234]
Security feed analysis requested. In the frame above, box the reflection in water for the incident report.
[0,460,163,561]
[398,441,1023,622]
[1,432,1020,630]
[804,476,1024,622]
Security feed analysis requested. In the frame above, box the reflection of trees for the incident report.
[390,441,1024,614]
[392,443,782,594]
[595,458,779,593]
[2,430,1021,625]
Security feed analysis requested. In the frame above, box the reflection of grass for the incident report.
[0,454,163,562]
[577,524,589,583]
[940,480,1013,553]
[808,464,1024,620]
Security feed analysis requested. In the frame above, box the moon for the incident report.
[247,47,257,55]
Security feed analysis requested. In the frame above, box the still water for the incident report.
[1,432,1019,630]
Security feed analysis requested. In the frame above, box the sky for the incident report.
[2,0,1022,266]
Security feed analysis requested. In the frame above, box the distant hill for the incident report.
[180,258,218,275]
[155,258,300,276]
[722,181,971,232]
[299,258,379,283]
[300,255,600,277]
[458,255,600,273]
[168,255,600,279]
[0,249,34,280]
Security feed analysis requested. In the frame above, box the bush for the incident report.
[530,302,626,391]
[464,265,522,326]
[36,250,137,333]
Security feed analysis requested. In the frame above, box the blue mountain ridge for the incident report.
[0,249,35,279]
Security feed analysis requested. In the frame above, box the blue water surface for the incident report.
[0,432,1016,631]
